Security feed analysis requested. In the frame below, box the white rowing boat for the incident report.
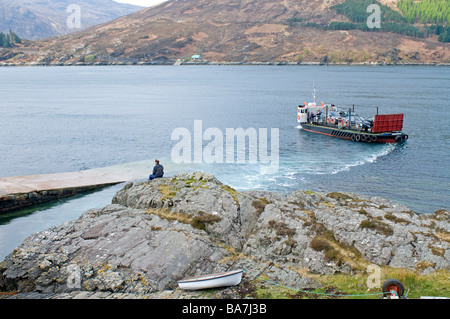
[178,269,243,291]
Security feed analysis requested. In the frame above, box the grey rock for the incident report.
[1,172,448,295]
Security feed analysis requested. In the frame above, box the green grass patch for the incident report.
[146,208,221,232]
[360,219,394,236]
[158,184,178,200]
[221,184,240,204]
[326,192,353,201]
[248,268,450,299]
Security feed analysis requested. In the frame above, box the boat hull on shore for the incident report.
[178,270,243,291]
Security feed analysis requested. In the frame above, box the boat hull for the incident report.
[300,123,408,144]
[178,270,243,291]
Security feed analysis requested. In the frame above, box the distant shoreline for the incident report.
[1,61,449,67]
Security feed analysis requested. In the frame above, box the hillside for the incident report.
[0,0,144,40]
[1,0,449,65]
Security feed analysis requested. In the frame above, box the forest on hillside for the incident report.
[0,31,21,48]
[397,0,449,25]
[311,0,450,42]
[397,0,450,42]
[333,0,407,24]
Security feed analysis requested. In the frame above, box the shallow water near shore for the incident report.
[0,184,124,260]
[0,65,449,260]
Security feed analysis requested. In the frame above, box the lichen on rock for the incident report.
[0,172,448,295]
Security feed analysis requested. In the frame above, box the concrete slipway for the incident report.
[0,160,166,214]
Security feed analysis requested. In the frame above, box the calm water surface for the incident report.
[0,65,448,259]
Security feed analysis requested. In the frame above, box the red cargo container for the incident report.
[372,114,404,133]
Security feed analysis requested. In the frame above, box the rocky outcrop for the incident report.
[0,172,448,295]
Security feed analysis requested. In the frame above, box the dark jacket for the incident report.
[153,164,164,178]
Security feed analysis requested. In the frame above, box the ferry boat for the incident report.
[297,90,408,144]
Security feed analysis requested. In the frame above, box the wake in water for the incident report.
[171,140,396,194]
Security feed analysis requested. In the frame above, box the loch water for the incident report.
[0,65,449,259]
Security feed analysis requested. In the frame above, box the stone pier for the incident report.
[0,160,159,214]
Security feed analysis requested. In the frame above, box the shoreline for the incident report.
[1,167,447,217]
[1,171,448,299]
[1,61,450,67]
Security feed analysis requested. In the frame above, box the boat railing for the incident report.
[310,113,372,133]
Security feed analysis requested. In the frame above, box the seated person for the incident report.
[149,159,164,180]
